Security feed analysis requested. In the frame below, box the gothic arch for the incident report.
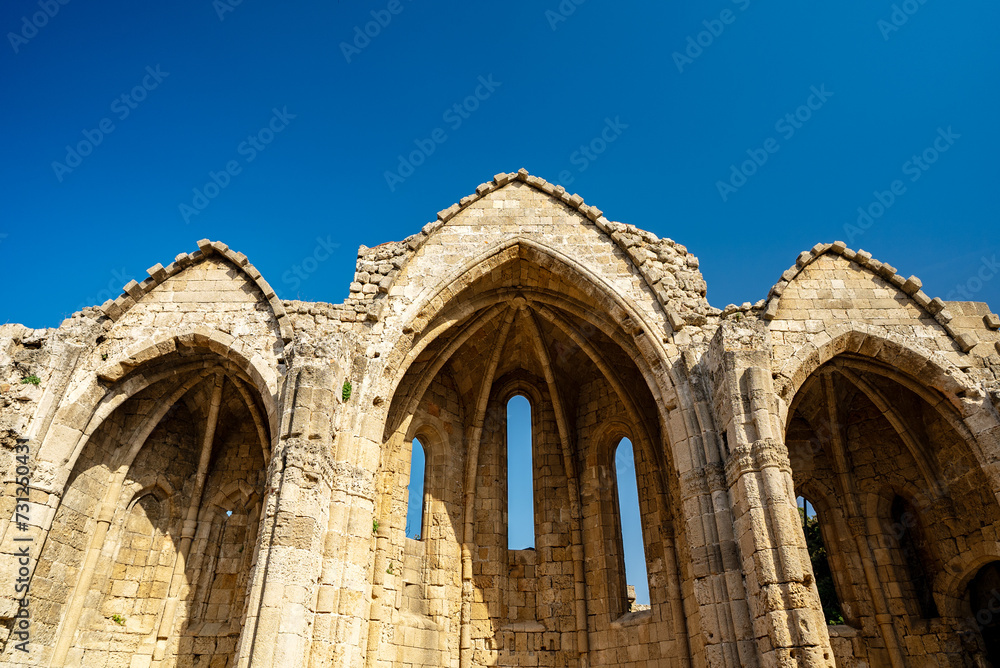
[363,237,691,668]
[26,342,272,668]
[781,337,1000,667]
[934,544,1000,619]
[776,326,995,479]
[377,239,680,452]
[39,329,279,486]
[776,326,973,409]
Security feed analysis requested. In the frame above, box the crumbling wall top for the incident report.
[344,168,714,329]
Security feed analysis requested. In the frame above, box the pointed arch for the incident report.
[889,494,939,619]
[374,169,708,326]
[934,544,1000,619]
[775,325,975,413]
[96,239,293,345]
[781,329,1000,666]
[506,394,534,550]
[366,233,691,668]
[36,341,273,667]
[614,437,649,609]
[775,325,995,481]
[377,238,680,456]
[38,329,278,486]
[794,493,846,626]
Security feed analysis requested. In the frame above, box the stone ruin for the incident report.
[2,169,1000,667]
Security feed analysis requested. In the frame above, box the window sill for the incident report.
[610,608,652,628]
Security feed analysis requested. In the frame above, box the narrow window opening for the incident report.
[507,395,534,550]
[890,495,939,618]
[615,438,649,610]
[405,438,426,539]
[797,495,845,625]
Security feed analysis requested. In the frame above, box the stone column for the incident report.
[668,356,757,667]
[257,353,380,668]
[320,393,381,668]
[709,321,835,667]
[237,360,343,668]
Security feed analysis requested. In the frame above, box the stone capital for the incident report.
[725,438,792,484]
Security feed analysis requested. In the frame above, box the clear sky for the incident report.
[408,399,650,604]
[2,1,998,328]
[6,0,994,614]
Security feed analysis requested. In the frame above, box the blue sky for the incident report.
[408,398,650,604]
[2,1,998,328]
[6,0,995,615]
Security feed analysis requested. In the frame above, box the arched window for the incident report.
[405,438,426,539]
[507,395,534,550]
[615,438,649,610]
[890,495,938,618]
[796,495,844,625]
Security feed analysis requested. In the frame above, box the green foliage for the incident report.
[386,562,394,575]
[800,508,845,625]
[20,374,40,386]
[110,614,126,626]
[342,380,352,403]
[372,519,379,535]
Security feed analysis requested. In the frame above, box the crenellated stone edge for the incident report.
[351,168,711,330]
[763,241,977,353]
[97,239,293,344]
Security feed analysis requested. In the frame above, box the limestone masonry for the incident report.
[2,169,1000,667]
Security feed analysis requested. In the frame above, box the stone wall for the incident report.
[2,170,999,667]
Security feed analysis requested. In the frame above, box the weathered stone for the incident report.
[2,171,998,668]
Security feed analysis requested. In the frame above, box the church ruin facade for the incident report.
[2,169,1000,667]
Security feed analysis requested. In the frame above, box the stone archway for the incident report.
[23,346,271,668]
[783,352,1000,667]
[370,247,690,668]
